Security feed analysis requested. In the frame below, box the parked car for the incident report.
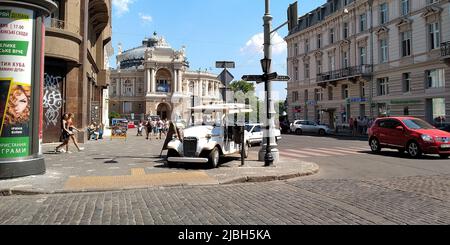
[368,117,450,158]
[166,104,251,168]
[245,123,281,146]
[289,120,331,136]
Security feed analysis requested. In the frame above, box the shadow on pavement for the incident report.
[365,150,448,160]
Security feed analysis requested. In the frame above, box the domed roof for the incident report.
[117,33,172,70]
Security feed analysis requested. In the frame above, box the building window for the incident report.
[317,33,322,49]
[401,0,410,16]
[305,39,310,53]
[122,80,134,96]
[359,47,366,65]
[428,0,439,5]
[304,63,310,79]
[342,51,349,68]
[292,91,299,102]
[294,66,299,80]
[294,43,298,56]
[343,22,349,39]
[330,28,334,44]
[380,39,388,63]
[328,86,333,100]
[317,60,322,74]
[377,77,389,96]
[315,88,323,101]
[156,79,171,93]
[402,72,411,93]
[304,90,309,102]
[123,102,132,114]
[380,3,388,25]
[401,31,412,57]
[344,0,349,6]
[328,54,335,71]
[360,13,367,32]
[360,82,366,97]
[432,98,446,123]
[342,84,349,99]
[426,69,445,88]
[429,22,440,50]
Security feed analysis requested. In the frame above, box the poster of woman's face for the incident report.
[4,84,31,126]
[0,80,12,126]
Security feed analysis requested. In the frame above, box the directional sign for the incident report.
[267,72,278,81]
[218,69,234,85]
[216,61,235,69]
[276,75,290,81]
[242,75,263,82]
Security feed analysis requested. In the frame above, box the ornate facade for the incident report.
[286,0,450,127]
[109,34,223,121]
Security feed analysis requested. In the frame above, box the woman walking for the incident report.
[66,113,84,152]
[55,113,70,153]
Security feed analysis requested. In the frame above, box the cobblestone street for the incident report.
[2,174,450,225]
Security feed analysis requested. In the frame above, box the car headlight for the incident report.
[205,134,212,140]
[421,134,434,142]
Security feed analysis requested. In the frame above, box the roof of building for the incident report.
[288,0,356,37]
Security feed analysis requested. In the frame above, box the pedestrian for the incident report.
[98,122,104,139]
[352,117,358,136]
[66,113,84,152]
[137,120,144,136]
[145,120,152,140]
[55,113,70,153]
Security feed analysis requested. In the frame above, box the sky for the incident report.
[111,0,327,101]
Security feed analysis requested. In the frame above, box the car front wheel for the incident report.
[318,129,325,136]
[208,147,220,168]
[295,129,303,135]
[407,141,422,158]
[370,138,381,153]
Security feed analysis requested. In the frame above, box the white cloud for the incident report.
[240,32,287,56]
[112,0,135,16]
[139,13,153,23]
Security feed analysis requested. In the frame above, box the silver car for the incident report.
[290,120,331,136]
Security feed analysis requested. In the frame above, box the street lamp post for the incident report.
[190,83,194,126]
[260,0,278,166]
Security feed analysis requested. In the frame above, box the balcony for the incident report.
[441,41,450,64]
[316,65,373,87]
[97,69,111,88]
[44,18,80,35]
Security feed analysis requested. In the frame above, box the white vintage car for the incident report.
[166,104,251,168]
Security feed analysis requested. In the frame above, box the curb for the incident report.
[0,164,320,196]
[220,164,320,185]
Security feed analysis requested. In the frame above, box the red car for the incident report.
[368,117,450,158]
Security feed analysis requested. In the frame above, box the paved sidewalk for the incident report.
[0,129,318,195]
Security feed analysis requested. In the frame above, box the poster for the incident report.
[111,118,128,139]
[0,7,34,158]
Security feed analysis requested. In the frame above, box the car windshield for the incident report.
[245,125,253,132]
[402,119,434,129]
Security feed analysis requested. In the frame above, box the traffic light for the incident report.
[287,1,298,32]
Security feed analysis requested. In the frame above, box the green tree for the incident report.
[229,80,255,93]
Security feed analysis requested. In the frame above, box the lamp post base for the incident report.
[258,147,279,165]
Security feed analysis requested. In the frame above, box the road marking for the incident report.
[332,147,365,154]
[279,151,309,158]
[302,148,347,156]
[285,149,328,157]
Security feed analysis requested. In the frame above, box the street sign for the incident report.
[242,73,288,83]
[218,69,234,85]
[276,75,290,81]
[242,75,263,82]
[216,61,235,69]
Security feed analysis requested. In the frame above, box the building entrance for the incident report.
[157,103,170,120]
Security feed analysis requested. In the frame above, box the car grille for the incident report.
[183,137,198,157]
[436,137,450,143]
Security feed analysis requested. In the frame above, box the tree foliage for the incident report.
[229,80,255,93]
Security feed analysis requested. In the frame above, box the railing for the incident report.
[44,18,80,35]
[441,41,450,57]
[316,64,373,83]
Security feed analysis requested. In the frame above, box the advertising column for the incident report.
[0,0,56,179]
